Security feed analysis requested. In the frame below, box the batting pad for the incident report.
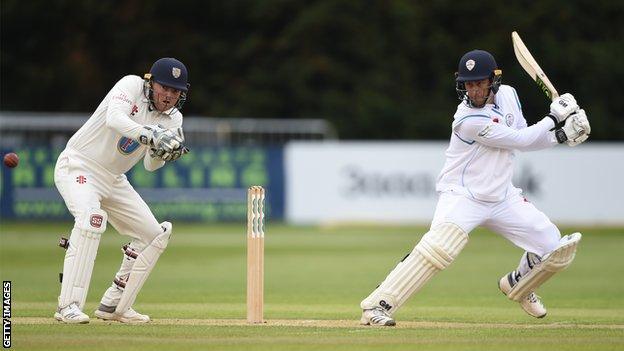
[115,222,172,314]
[507,232,582,302]
[361,223,468,314]
[58,208,108,310]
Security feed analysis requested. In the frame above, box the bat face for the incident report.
[511,31,559,101]
[536,76,555,101]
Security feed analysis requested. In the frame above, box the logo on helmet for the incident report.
[172,67,181,78]
[466,59,475,71]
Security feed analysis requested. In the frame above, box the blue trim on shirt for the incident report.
[512,87,522,110]
[454,132,475,145]
[491,108,504,117]
[453,114,491,146]
[452,114,491,129]
[461,145,481,200]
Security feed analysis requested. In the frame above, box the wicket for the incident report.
[247,186,265,323]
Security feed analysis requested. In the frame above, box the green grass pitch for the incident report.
[1,222,622,350]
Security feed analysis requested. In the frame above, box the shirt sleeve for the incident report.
[143,152,165,171]
[457,116,558,151]
[510,87,528,129]
[105,76,145,140]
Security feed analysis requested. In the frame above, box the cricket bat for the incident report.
[511,31,559,101]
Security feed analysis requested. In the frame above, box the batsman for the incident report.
[360,49,591,326]
[53,58,190,324]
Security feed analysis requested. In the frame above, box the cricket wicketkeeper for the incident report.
[54,58,190,324]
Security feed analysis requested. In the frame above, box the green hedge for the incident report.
[2,0,622,140]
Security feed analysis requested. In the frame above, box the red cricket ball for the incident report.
[3,152,19,168]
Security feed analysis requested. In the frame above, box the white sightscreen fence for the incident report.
[285,142,624,225]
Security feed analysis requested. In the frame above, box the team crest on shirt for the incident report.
[117,137,141,155]
[505,113,514,126]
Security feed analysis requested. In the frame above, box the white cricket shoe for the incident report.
[360,307,396,326]
[499,272,547,318]
[54,303,90,324]
[94,305,150,324]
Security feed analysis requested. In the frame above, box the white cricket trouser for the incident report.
[430,190,560,256]
[54,149,162,243]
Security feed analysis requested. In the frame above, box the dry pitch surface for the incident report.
[13,317,624,330]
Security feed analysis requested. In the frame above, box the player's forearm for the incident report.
[143,152,165,171]
[512,118,558,151]
[105,113,144,140]
[105,109,145,141]
[478,117,557,151]
[105,77,147,140]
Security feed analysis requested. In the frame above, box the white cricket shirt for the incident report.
[66,75,183,175]
[436,85,558,202]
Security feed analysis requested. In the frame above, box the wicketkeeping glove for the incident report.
[138,124,183,149]
[150,145,190,161]
[147,127,189,161]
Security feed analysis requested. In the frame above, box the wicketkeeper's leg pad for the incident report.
[98,241,144,311]
[361,223,468,314]
[58,208,108,310]
[115,222,172,314]
[507,232,582,302]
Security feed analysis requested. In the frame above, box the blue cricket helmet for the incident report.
[144,57,190,111]
[455,50,502,107]
[456,50,499,82]
[149,57,189,92]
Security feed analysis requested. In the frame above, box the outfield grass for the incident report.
[1,222,623,350]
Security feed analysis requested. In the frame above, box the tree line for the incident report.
[2,0,622,140]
